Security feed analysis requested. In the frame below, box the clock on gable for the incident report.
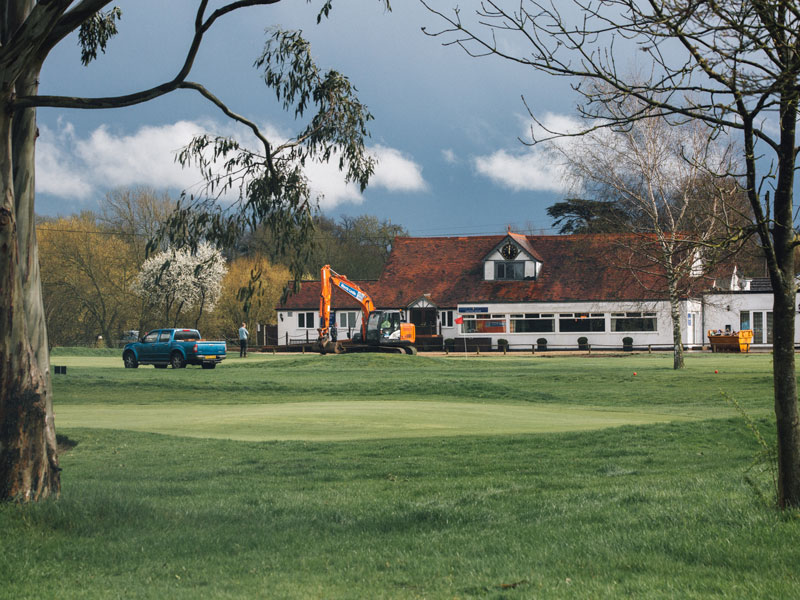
[500,242,520,260]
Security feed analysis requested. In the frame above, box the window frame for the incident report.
[509,313,555,333]
[610,312,657,332]
[495,261,525,281]
[740,309,773,343]
[441,310,454,328]
[461,313,507,334]
[558,312,606,333]
[298,311,316,329]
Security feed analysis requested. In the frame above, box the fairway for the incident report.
[55,400,692,441]
[5,350,799,599]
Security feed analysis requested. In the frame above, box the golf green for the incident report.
[55,400,693,441]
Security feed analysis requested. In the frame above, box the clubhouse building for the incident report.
[276,232,789,351]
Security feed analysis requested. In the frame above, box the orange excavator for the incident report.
[313,265,417,354]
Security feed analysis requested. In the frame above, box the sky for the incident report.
[34,0,586,237]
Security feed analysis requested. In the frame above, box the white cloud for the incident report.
[304,160,365,210]
[370,145,427,192]
[306,144,427,209]
[75,121,207,190]
[36,121,94,199]
[472,112,585,193]
[36,119,210,202]
[473,150,568,193]
[35,120,426,210]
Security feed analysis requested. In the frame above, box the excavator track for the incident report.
[340,343,407,354]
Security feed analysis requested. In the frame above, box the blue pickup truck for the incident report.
[122,328,226,370]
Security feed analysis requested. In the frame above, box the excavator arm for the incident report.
[319,265,375,344]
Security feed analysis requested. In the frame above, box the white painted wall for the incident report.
[276,309,364,345]
[702,292,800,346]
[277,292,800,349]
[438,300,674,350]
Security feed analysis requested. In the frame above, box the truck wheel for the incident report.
[123,351,138,369]
[171,352,186,369]
[201,362,216,370]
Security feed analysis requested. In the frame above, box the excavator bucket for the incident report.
[312,336,344,355]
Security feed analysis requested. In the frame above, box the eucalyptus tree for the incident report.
[0,0,386,502]
[424,0,800,507]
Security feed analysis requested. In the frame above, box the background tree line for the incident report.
[36,188,406,347]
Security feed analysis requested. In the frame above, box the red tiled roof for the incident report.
[279,234,718,310]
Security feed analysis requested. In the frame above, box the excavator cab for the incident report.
[365,310,415,346]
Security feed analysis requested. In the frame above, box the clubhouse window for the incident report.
[495,261,524,280]
[510,313,554,333]
[558,313,606,332]
[441,310,454,328]
[611,312,657,332]
[297,311,316,329]
[335,311,357,329]
[462,314,507,334]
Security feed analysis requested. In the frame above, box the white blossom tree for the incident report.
[135,243,227,328]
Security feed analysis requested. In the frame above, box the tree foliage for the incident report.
[164,25,379,281]
[37,213,136,347]
[210,255,291,340]
[245,214,407,279]
[546,199,635,234]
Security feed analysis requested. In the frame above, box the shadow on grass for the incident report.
[56,433,78,455]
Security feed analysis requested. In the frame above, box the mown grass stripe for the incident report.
[55,400,694,441]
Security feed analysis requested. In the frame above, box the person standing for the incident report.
[238,322,249,357]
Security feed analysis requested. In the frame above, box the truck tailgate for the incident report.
[196,341,226,355]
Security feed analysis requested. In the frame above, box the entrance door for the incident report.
[410,307,437,335]
[687,313,698,346]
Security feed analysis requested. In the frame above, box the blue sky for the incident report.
[35,1,583,236]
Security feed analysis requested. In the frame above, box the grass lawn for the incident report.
[2,350,798,598]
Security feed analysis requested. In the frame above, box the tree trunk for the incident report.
[0,0,60,502]
[769,87,800,508]
[772,277,800,508]
[669,297,684,370]
[0,100,60,502]
[666,267,685,370]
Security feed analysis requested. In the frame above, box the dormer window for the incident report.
[496,261,524,280]
[483,233,542,281]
